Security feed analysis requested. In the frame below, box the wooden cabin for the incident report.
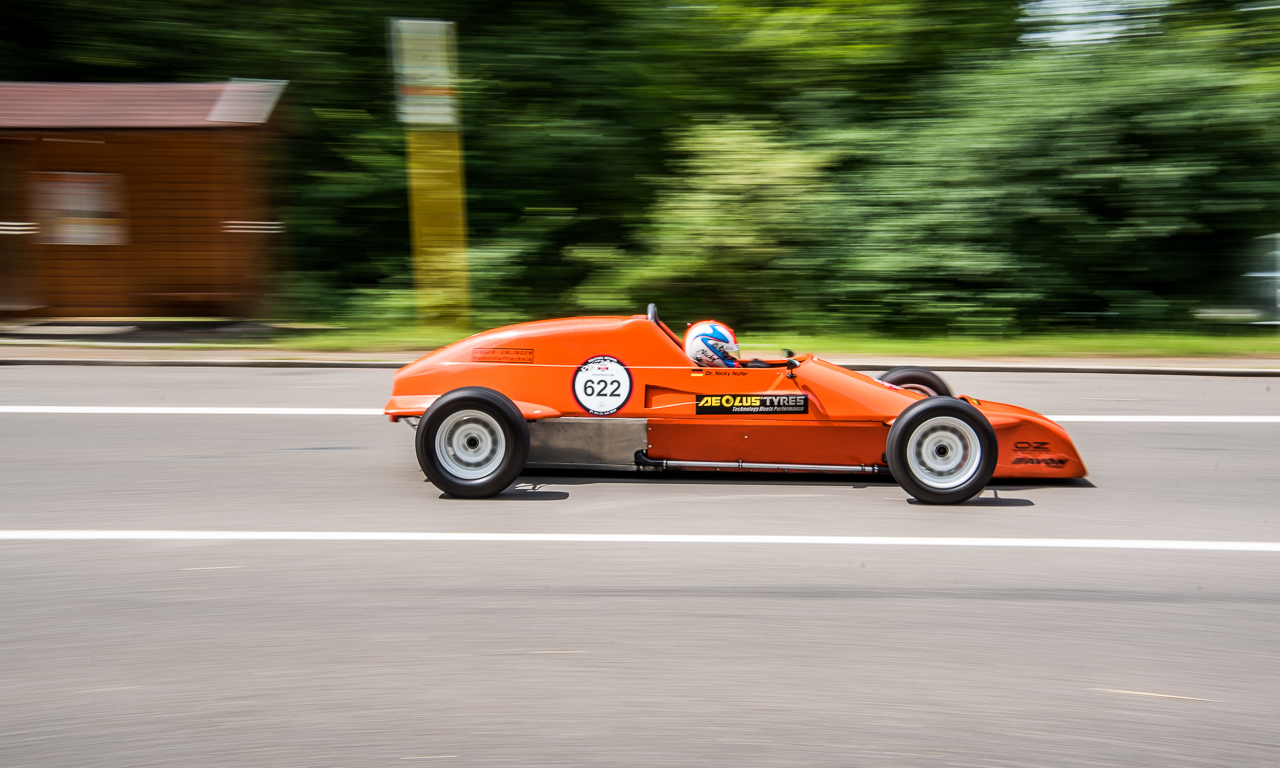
[0,80,286,318]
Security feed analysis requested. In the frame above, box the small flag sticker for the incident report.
[690,369,704,377]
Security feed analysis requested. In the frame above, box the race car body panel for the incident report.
[384,394,439,420]
[385,394,560,421]
[387,313,1086,479]
[645,418,888,467]
[977,399,1087,478]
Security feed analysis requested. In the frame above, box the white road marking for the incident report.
[1089,688,1217,702]
[0,405,1278,423]
[180,565,244,571]
[0,405,381,415]
[4,530,1280,551]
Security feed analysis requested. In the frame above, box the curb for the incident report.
[2,357,1280,376]
[0,358,406,369]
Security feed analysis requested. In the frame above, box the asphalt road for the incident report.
[2,366,1279,768]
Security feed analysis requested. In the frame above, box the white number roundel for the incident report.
[573,356,632,416]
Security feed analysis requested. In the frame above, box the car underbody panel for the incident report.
[526,417,648,471]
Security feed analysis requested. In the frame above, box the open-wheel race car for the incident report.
[385,305,1086,504]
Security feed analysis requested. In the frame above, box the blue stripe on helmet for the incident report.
[704,324,731,344]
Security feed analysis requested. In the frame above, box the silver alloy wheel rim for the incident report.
[435,409,506,480]
[901,383,938,397]
[905,415,982,490]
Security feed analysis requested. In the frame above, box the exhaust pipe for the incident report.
[635,450,887,474]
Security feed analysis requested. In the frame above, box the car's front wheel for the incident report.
[886,397,996,505]
[416,387,529,498]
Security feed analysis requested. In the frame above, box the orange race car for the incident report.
[385,305,1086,504]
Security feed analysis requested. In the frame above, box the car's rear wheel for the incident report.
[416,387,529,498]
[886,397,996,504]
[879,366,952,397]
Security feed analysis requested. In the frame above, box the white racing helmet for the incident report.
[684,320,740,367]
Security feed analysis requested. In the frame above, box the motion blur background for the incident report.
[5,0,1280,339]
[6,8,1280,764]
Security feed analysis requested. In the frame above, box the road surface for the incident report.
[1,366,1278,767]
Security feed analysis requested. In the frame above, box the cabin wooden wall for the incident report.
[0,129,273,318]
[0,137,37,311]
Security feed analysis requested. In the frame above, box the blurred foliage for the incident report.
[5,0,1280,333]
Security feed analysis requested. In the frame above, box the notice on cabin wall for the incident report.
[32,172,127,246]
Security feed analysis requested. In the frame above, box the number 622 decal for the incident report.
[573,355,633,416]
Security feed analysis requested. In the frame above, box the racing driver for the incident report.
[684,321,771,368]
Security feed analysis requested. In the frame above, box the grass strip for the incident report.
[270,326,1280,358]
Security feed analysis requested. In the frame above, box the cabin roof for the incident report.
[0,80,286,128]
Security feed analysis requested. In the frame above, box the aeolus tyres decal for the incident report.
[695,394,809,415]
[573,356,633,416]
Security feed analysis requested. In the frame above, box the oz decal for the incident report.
[1013,441,1050,453]
[696,394,808,415]
[573,355,633,416]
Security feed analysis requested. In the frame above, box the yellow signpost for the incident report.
[390,19,468,323]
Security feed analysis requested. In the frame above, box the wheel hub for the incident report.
[906,416,982,490]
[435,409,506,480]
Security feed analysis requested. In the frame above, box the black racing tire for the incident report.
[416,387,530,499]
[886,397,997,505]
[880,366,952,397]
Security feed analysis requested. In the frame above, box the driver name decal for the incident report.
[572,355,633,416]
[696,394,808,415]
[472,347,534,363]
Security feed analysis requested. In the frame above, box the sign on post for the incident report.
[391,20,459,127]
